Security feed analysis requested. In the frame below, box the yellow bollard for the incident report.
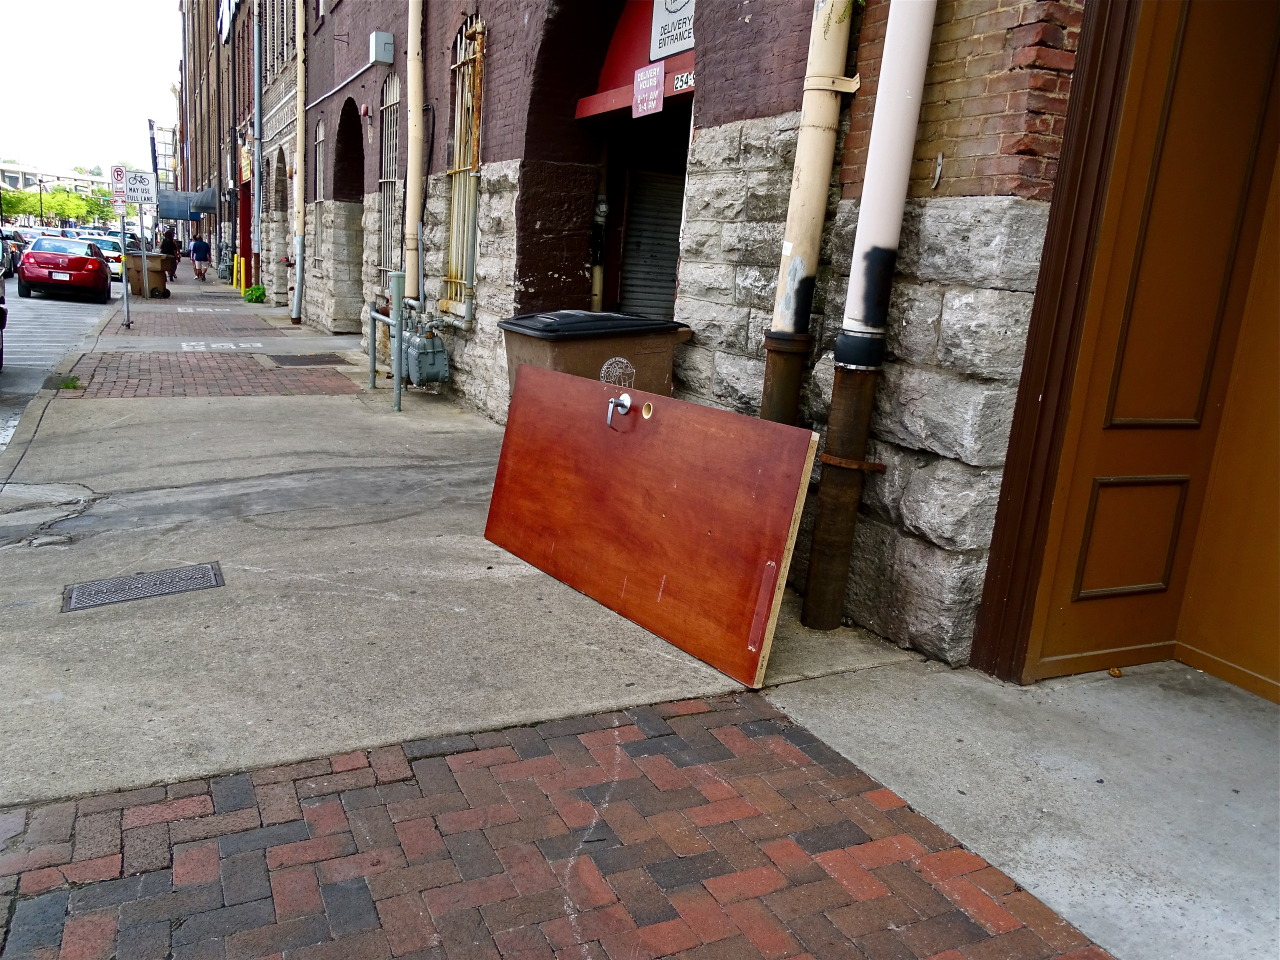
[231,256,239,290]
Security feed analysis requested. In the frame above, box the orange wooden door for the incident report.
[1025,0,1279,683]
[1175,155,1279,701]
[485,366,816,688]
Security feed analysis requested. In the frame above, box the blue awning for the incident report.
[189,187,219,214]
[157,190,206,221]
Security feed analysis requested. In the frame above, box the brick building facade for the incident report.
[179,1,1277,696]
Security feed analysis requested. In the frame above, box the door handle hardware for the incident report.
[607,393,632,428]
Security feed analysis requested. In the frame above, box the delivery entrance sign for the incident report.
[651,0,695,61]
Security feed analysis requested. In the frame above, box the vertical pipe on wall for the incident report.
[802,0,937,630]
[252,0,263,287]
[291,0,306,321]
[404,0,425,303]
[461,20,485,333]
[760,0,857,426]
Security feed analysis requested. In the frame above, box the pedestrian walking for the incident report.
[159,230,179,281]
[190,234,211,282]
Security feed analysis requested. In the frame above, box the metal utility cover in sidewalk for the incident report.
[267,354,351,366]
[62,563,224,612]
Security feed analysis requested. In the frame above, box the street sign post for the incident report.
[120,213,131,327]
[117,171,158,299]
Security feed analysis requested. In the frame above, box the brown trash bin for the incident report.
[126,254,170,298]
[498,311,692,396]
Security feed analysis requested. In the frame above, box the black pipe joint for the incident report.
[833,330,885,370]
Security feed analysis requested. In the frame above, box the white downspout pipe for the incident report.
[760,0,858,426]
[252,0,262,288]
[404,0,425,304]
[802,0,937,630]
[290,0,306,322]
[837,0,935,359]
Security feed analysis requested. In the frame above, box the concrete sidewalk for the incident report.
[0,276,1274,960]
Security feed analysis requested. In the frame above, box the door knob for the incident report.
[607,393,632,428]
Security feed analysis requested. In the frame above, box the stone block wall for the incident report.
[421,159,522,423]
[672,113,802,415]
[302,199,365,334]
[792,195,1048,665]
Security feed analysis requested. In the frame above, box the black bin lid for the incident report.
[498,310,687,341]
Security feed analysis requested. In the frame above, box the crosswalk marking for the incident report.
[1,278,112,372]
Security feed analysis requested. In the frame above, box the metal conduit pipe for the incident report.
[291,0,306,322]
[252,0,263,287]
[802,0,937,630]
[460,20,485,335]
[760,0,858,426]
[404,0,425,304]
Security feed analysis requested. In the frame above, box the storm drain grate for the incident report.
[267,353,351,366]
[62,563,224,612]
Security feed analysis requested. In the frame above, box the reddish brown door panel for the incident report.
[486,366,817,687]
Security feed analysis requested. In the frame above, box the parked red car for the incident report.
[17,237,111,303]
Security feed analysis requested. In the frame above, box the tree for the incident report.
[0,188,37,220]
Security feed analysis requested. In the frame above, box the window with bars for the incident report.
[314,120,325,201]
[441,15,485,312]
[379,72,402,271]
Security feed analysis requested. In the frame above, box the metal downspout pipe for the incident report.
[760,0,858,426]
[404,0,425,305]
[252,0,262,288]
[802,0,937,630]
[460,20,485,335]
[290,0,306,322]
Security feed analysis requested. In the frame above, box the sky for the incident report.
[2,0,182,174]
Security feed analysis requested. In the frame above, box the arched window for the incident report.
[379,72,402,271]
[314,120,325,201]
[441,15,485,312]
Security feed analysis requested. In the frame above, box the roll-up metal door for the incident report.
[618,171,684,321]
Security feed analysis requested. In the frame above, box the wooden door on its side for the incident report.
[1025,0,1280,689]
[485,367,817,688]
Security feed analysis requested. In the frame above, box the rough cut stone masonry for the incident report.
[419,160,522,424]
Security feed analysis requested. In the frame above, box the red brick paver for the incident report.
[0,695,1114,960]
[61,352,359,399]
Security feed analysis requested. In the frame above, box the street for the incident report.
[0,275,117,454]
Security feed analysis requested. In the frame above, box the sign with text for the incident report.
[651,0,695,61]
[112,200,127,215]
[110,165,127,199]
[124,171,157,204]
[633,63,664,118]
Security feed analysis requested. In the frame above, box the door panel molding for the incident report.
[1103,2,1276,430]
[1071,475,1189,600]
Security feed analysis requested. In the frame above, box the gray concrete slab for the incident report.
[768,660,1280,960]
[0,392,744,806]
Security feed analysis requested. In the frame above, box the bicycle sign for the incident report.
[123,170,157,204]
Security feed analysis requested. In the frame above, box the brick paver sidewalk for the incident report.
[0,695,1113,960]
[61,353,359,399]
[112,313,287,339]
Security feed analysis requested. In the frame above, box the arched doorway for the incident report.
[305,98,365,333]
